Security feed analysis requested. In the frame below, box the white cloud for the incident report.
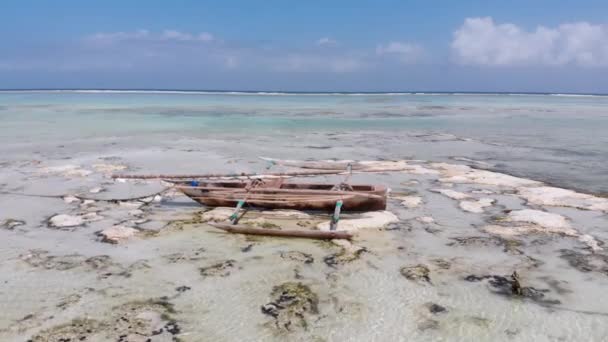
[316,37,337,46]
[87,29,150,43]
[376,42,425,63]
[4,28,435,74]
[87,29,214,44]
[224,56,239,69]
[452,17,608,67]
[272,54,365,72]
[161,30,214,42]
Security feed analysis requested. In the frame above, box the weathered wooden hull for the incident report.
[172,181,387,212]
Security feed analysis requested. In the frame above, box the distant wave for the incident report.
[0,89,424,96]
[549,93,604,97]
[0,89,607,97]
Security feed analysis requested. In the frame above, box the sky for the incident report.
[1,0,608,92]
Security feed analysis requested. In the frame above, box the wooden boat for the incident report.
[208,222,353,240]
[170,180,387,212]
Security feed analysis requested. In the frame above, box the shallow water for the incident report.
[1,91,607,341]
[1,91,607,193]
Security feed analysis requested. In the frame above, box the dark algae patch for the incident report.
[280,251,314,264]
[110,299,181,341]
[447,236,523,255]
[261,282,319,332]
[464,271,560,305]
[241,244,254,253]
[323,247,367,267]
[175,285,191,293]
[430,258,451,270]
[163,247,206,263]
[1,218,26,230]
[19,249,148,279]
[28,318,107,342]
[28,298,184,341]
[21,249,85,271]
[200,259,236,277]
[427,303,448,314]
[400,264,431,284]
[559,249,608,275]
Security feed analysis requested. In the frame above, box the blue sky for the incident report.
[2,0,608,92]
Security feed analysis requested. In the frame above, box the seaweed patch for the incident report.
[200,260,236,277]
[28,318,107,342]
[559,249,608,275]
[261,282,319,332]
[427,303,447,314]
[20,249,147,279]
[323,247,367,267]
[162,247,206,263]
[447,236,523,255]
[400,264,431,284]
[280,251,314,264]
[464,272,560,305]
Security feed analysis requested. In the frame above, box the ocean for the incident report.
[1,90,608,341]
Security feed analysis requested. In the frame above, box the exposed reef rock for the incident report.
[317,211,399,232]
[47,213,103,229]
[39,164,93,177]
[432,163,540,187]
[201,207,312,223]
[394,195,423,208]
[416,216,435,224]
[431,188,471,200]
[459,198,495,213]
[518,186,608,212]
[506,209,573,232]
[484,209,602,251]
[96,225,139,244]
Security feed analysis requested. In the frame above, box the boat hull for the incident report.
[173,181,387,212]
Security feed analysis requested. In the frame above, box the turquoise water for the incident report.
[1,91,607,193]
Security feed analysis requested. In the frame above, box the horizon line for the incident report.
[1,88,608,96]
